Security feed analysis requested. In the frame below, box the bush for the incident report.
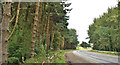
[8,57,19,63]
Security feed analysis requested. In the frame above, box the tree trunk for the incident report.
[37,2,42,48]
[23,5,29,61]
[45,8,50,51]
[40,3,46,45]
[31,2,39,58]
[50,29,55,48]
[0,3,2,64]
[2,3,11,63]
[61,37,64,50]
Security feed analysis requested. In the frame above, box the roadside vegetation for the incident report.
[24,50,75,63]
[88,3,120,52]
[76,47,92,50]
[90,50,120,56]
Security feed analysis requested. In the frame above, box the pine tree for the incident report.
[45,5,50,51]
[31,2,40,58]
[37,2,42,48]
[41,3,46,45]
[2,2,11,63]
[0,3,2,64]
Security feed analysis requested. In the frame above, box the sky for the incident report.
[67,0,118,44]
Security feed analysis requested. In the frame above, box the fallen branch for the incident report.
[8,2,20,40]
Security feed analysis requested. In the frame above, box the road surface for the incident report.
[65,50,120,65]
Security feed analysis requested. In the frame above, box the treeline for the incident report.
[0,2,79,63]
[88,3,120,52]
[80,41,91,48]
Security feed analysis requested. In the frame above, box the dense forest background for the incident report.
[88,2,120,52]
[0,2,79,63]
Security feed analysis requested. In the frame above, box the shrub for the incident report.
[8,57,19,63]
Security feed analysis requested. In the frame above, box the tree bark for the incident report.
[45,8,50,51]
[40,3,46,45]
[0,3,2,64]
[50,29,55,48]
[37,2,42,48]
[31,2,40,58]
[2,2,11,63]
[23,5,29,61]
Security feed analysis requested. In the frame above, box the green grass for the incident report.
[53,49,75,63]
[90,50,120,56]
[76,47,92,50]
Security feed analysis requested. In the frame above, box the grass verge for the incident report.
[90,50,120,56]
[24,49,75,63]
[54,49,75,63]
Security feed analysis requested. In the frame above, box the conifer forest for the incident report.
[0,0,120,64]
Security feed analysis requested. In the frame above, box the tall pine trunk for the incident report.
[41,3,46,45]
[0,3,2,64]
[23,5,29,61]
[45,8,50,51]
[37,2,42,47]
[2,3,11,63]
[31,2,40,58]
[50,29,55,48]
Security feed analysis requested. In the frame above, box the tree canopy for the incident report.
[88,5,120,52]
[0,2,79,63]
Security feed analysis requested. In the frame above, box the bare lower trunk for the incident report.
[37,2,42,48]
[0,23,2,64]
[45,8,50,51]
[41,3,46,45]
[0,3,2,64]
[31,2,39,58]
[2,3,11,63]
[50,30,54,48]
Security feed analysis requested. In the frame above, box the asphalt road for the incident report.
[73,50,120,64]
[65,50,120,65]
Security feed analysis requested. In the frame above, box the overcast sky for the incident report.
[67,0,118,43]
